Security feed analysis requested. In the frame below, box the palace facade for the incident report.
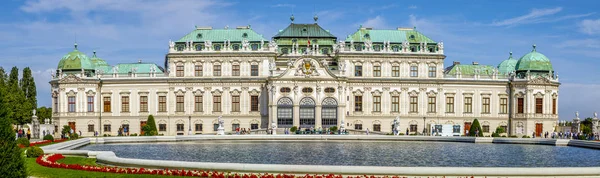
[50,16,559,137]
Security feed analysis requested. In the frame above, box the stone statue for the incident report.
[33,109,36,116]
[364,39,372,51]
[594,112,597,118]
[271,120,277,135]
[269,60,275,71]
[287,59,293,67]
[261,40,264,49]
[112,66,118,74]
[217,116,225,135]
[321,59,328,67]
[242,39,250,50]
[204,40,212,49]
[268,40,277,49]
[350,39,354,47]
[169,40,175,49]
[189,40,193,50]
[576,111,580,118]
[402,40,409,50]
[437,41,444,50]
[339,61,346,72]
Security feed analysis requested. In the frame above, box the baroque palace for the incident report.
[51,16,559,137]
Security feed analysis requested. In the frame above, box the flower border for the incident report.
[19,139,68,148]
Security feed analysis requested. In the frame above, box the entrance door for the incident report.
[140,121,147,135]
[464,122,471,135]
[68,122,76,133]
[535,123,543,137]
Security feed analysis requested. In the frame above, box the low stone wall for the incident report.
[40,135,600,177]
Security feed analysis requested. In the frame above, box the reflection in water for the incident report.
[77,141,600,167]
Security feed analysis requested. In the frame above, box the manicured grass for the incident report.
[56,156,99,167]
[25,157,176,178]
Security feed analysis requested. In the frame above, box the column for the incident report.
[315,105,322,129]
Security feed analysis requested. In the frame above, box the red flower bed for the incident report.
[18,139,69,148]
[36,154,409,178]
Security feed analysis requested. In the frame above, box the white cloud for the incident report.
[492,7,562,26]
[408,5,417,9]
[579,19,600,35]
[361,16,387,29]
[270,4,295,8]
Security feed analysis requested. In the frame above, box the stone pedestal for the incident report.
[32,116,40,139]
[216,126,225,135]
[592,113,599,135]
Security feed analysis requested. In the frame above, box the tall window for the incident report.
[140,96,148,112]
[355,66,362,76]
[373,66,381,77]
[517,98,524,114]
[87,96,94,112]
[213,65,221,76]
[194,65,203,76]
[373,96,381,112]
[428,66,436,78]
[373,124,381,132]
[251,96,259,111]
[354,96,363,112]
[176,96,184,112]
[176,124,184,132]
[392,66,400,77]
[482,125,490,133]
[159,124,166,132]
[103,124,111,132]
[410,96,418,113]
[54,97,58,113]
[232,95,240,112]
[391,96,399,112]
[159,96,167,112]
[482,97,490,113]
[410,66,418,77]
[251,65,259,76]
[176,65,184,77]
[68,96,76,112]
[121,96,129,112]
[195,96,203,112]
[410,124,418,132]
[88,124,95,132]
[213,96,221,112]
[535,98,543,114]
[464,97,473,113]
[552,98,557,114]
[446,97,454,113]
[354,124,363,130]
[232,65,240,76]
[195,124,203,131]
[103,97,111,112]
[500,98,508,114]
[428,97,436,113]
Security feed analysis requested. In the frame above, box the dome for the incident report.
[90,50,109,66]
[515,45,553,72]
[497,51,518,74]
[57,43,95,70]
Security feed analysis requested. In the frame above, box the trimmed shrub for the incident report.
[522,135,531,138]
[131,133,138,136]
[26,146,44,158]
[289,126,298,133]
[399,133,405,135]
[43,134,54,141]
[17,138,30,147]
[61,125,71,137]
[491,133,500,137]
[468,119,484,137]
[495,126,506,134]
[143,115,158,136]
[0,117,27,177]
[70,133,79,140]
[329,126,338,133]
[509,135,518,138]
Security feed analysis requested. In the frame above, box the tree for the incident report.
[37,107,52,123]
[7,67,31,125]
[0,77,27,177]
[21,67,37,115]
[469,118,484,137]
[143,115,158,136]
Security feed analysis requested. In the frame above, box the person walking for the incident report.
[366,128,370,135]
[406,128,409,136]
[27,129,31,140]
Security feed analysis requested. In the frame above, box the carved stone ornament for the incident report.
[529,76,552,84]
[59,74,82,83]
[294,58,320,77]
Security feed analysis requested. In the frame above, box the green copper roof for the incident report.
[57,43,95,70]
[515,45,553,72]
[112,63,164,74]
[345,28,436,43]
[90,51,109,66]
[273,23,336,39]
[176,27,267,43]
[445,64,497,75]
[275,38,336,46]
[497,52,518,74]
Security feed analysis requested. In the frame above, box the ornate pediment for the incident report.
[294,58,320,77]
[59,74,82,83]
[529,76,552,84]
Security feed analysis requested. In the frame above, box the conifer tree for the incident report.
[144,115,158,136]
[469,118,484,137]
[21,67,37,113]
[0,76,27,178]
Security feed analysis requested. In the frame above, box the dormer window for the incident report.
[364,34,370,39]
[392,45,400,52]
[374,45,380,51]
[281,48,289,54]
[242,33,248,38]
[280,87,291,93]
[324,88,335,93]
[214,44,221,51]
[197,33,202,39]
[409,35,415,39]
[195,45,202,51]
[233,44,240,51]
[355,44,362,51]
[292,38,297,43]
[176,45,184,51]
[251,44,258,51]
[302,28,307,32]
[321,48,329,55]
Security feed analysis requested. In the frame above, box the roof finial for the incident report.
[313,14,318,23]
[532,44,537,51]
[290,14,295,23]
[74,42,78,50]
[93,50,97,57]
[413,26,417,30]
[509,51,512,57]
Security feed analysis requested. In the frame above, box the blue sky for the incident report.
[1,0,599,121]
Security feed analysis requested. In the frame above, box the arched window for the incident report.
[281,48,289,54]
[214,44,221,51]
[277,97,293,128]
[321,48,329,55]
[299,97,315,128]
[302,87,313,93]
[233,44,240,51]
[321,97,338,128]
[195,45,202,51]
[251,44,259,51]
[280,87,291,93]
[392,45,400,52]
[324,88,335,93]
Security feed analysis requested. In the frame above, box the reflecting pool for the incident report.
[77,141,600,167]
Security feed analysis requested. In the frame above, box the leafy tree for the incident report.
[21,67,37,116]
[37,107,52,123]
[0,78,27,177]
[142,115,158,136]
[7,67,31,125]
[495,126,505,134]
[469,118,484,137]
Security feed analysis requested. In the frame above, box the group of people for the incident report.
[15,128,31,140]
[549,131,599,140]
[118,126,129,136]
[234,127,252,135]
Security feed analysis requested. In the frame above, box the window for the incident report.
[87,96,94,112]
[233,44,240,51]
[88,124,94,132]
[54,97,58,113]
[428,97,436,113]
[232,95,240,112]
[140,96,148,112]
[355,65,362,76]
[251,124,258,130]
[176,45,184,51]
[103,97,111,112]
[214,44,221,51]
[232,124,240,131]
[159,96,167,112]
[552,98,557,114]
[354,96,363,112]
[428,66,436,78]
[302,88,313,93]
[391,96,399,112]
[251,65,259,76]
[373,124,381,132]
[464,97,473,113]
[176,124,184,132]
[373,66,381,77]
[277,97,293,127]
[392,46,399,52]
[410,124,418,132]
[482,125,490,133]
[251,44,258,51]
[121,96,129,112]
[195,96,203,112]
[410,66,418,77]
[392,66,400,77]
[68,96,76,112]
[159,124,166,132]
[280,87,291,93]
[213,124,219,131]
[213,65,221,76]
[195,124,203,131]
[536,98,543,114]
[281,48,289,54]
[321,48,329,55]
[355,44,362,51]
[500,98,508,114]
[195,45,202,51]
[176,65,184,77]
[410,96,418,113]
[354,124,363,130]
[517,98,524,114]
[373,96,381,112]
[195,65,203,76]
[213,96,221,112]
[251,96,259,111]
[176,96,184,112]
[324,88,335,93]
[482,97,490,113]
[103,124,111,132]
[232,65,240,76]
[446,97,454,113]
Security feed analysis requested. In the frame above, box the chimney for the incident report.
[453,61,460,65]
[472,62,479,65]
